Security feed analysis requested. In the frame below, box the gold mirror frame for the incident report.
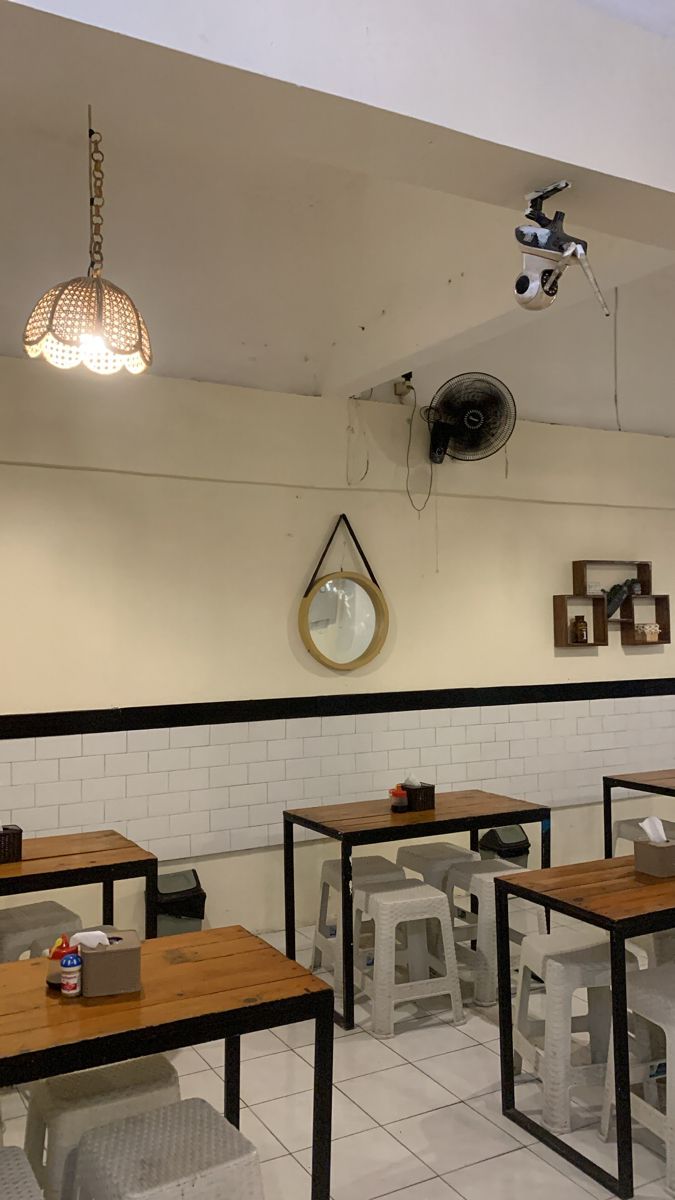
[299,571,389,671]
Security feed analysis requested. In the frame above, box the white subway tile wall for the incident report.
[1,695,673,860]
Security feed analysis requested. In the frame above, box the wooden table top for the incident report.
[605,769,675,794]
[0,830,155,882]
[287,790,549,838]
[0,926,330,1064]
[499,855,675,929]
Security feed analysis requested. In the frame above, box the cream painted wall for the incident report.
[2,354,675,713]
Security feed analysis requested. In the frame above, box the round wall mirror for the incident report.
[298,571,389,671]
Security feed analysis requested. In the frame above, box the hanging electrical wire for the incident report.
[405,384,433,513]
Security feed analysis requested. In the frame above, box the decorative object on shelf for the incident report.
[635,623,661,644]
[570,614,589,644]
[604,578,640,618]
[23,106,151,375]
[0,824,22,864]
[299,514,389,671]
[554,560,671,649]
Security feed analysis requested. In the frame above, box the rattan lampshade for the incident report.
[24,276,151,374]
[23,109,151,376]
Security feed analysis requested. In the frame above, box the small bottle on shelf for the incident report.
[571,615,589,644]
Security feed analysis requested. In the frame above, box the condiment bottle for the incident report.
[60,951,82,997]
[571,615,588,644]
[389,785,408,813]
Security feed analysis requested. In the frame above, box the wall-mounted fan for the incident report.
[421,373,516,464]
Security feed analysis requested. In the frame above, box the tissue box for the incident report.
[403,782,436,812]
[634,839,675,878]
[0,825,22,864]
[81,929,141,997]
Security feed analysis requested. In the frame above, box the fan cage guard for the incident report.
[421,372,516,461]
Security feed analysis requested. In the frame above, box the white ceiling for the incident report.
[2,2,675,434]
[579,0,675,37]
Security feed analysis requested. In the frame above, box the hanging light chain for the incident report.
[88,109,105,277]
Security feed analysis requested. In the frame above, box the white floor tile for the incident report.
[1,1114,26,1147]
[378,1019,475,1062]
[271,1018,353,1048]
[261,1153,312,1200]
[418,1045,503,1099]
[444,1146,603,1200]
[453,1011,501,1043]
[0,1088,27,1120]
[635,1184,671,1199]
[195,1029,287,1069]
[178,1068,226,1112]
[387,1103,521,1174]
[167,1046,209,1076]
[560,1125,666,1190]
[296,926,316,942]
[296,1126,433,1200]
[237,1050,316,1105]
[528,1142,612,1199]
[260,929,311,953]
[339,1063,459,1124]
[297,1031,406,1082]
[238,1108,287,1162]
[466,1081,541,1146]
[251,1087,376,1152]
[381,1183,464,1200]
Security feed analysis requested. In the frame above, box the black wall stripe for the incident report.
[1,677,674,740]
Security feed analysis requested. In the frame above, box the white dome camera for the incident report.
[514,256,558,311]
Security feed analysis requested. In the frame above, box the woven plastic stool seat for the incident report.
[0,900,82,962]
[354,879,464,1036]
[311,854,405,981]
[613,816,675,855]
[0,1147,42,1199]
[25,1056,180,1200]
[73,1098,264,1200]
[515,928,638,1134]
[396,842,479,890]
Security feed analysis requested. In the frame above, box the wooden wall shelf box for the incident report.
[619,594,671,646]
[572,560,653,596]
[553,595,608,648]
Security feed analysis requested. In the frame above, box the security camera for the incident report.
[514,256,558,311]
[514,181,610,316]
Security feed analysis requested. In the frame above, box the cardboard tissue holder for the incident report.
[634,817,675,878]
[78,928,142,997]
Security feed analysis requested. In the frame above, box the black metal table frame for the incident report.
[0,984,334,1200]
[284,804,551,1029]
[603,774,675,859]
[0,856,159,939]
[496,872,675,1199]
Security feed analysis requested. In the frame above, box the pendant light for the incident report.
[23,107,151,375]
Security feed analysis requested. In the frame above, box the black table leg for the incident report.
[102,878,114,926]
[311,991,334,1200]
[284,815,296,960]
[610,930,634,1199]
[541,816,551,931]
[339,841,355,1029]
[604,779,614,859]
[144,860,158,939]
[495,879,515,1113]
[224,1036,241,1128]
[469,827,480,949]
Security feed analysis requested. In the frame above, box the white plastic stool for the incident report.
[0,1147,42,1199]
[600,961,675,1193]
[0,901,82,962]
[311,854,405,976]
[613,816,675,856]
[25,1056,180,1200]
[445,858,547,1006]
[354,879,464,1036]
[396,842,479,890]
[514,928,638,1134]
[72,1098,264,1200]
